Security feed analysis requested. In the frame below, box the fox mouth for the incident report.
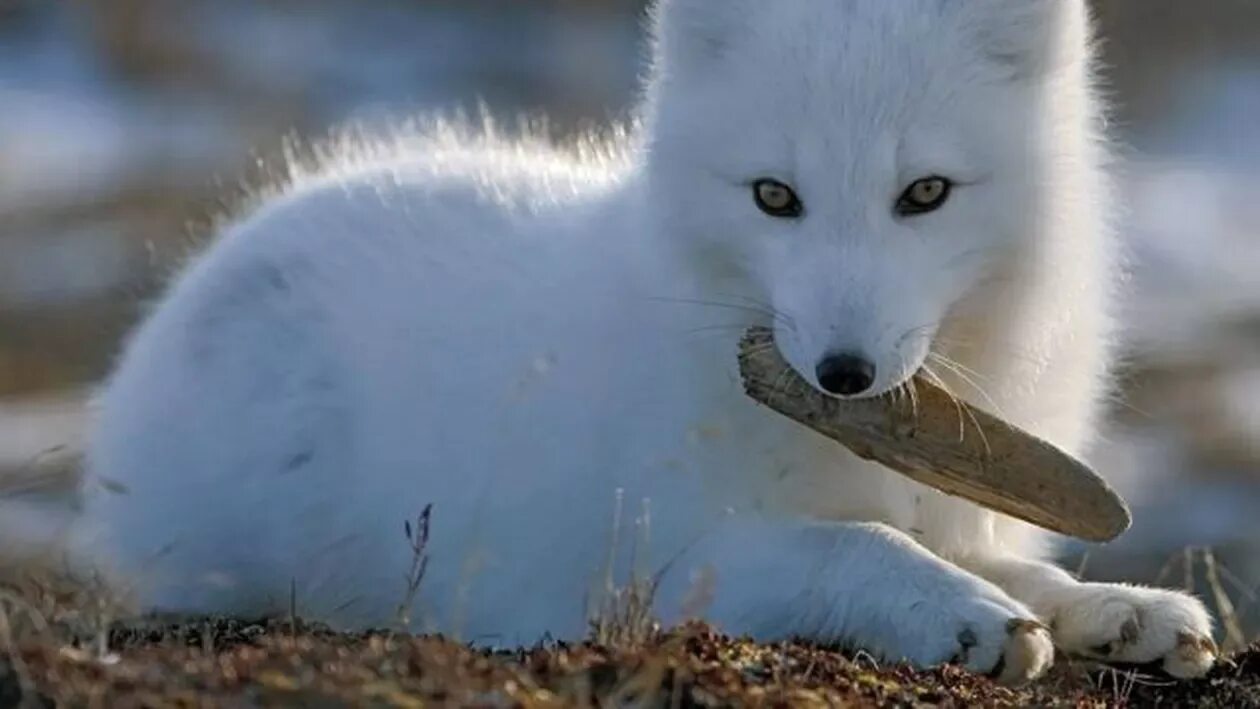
[742,327,906,402]
[757,324,934,402]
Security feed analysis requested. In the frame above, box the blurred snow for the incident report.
[0,89,242,208]
[1123,162,1260,360]
[1118,162,1260,459]
[1141,65,1260,170]
[1085,150,1260,594]
[0,1,643,310]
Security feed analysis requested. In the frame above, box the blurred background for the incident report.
[1,0,1259,640]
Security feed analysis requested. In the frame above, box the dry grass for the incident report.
[1152,546,1256,655]
[394,503,433,632]
[0,550,1257,706]
[0,490,1256,707]
[587,490,661,649]
[0,613,1253,707]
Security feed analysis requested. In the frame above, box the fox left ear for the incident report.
[960,0,1091,79]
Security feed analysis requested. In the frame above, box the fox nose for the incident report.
[815,353,877,397]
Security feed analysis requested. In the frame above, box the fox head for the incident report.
[644,0,1099,398]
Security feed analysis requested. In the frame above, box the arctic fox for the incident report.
[66,0,1215,683]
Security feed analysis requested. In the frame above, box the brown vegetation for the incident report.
[0,616,1257,707]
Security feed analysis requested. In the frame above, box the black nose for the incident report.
[815,353,877,397]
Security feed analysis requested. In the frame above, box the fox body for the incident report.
[67,0,1214,681]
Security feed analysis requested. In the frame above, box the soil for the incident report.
[1,619,1257,707]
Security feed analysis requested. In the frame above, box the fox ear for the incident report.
[960,0,1090,79]
[649,0,749,76]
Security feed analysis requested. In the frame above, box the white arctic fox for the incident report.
[65,0,1216,683]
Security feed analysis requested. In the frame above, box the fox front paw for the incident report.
[890,592,1054,684]
[1049,584,1216,678]
[954,617,1055,685]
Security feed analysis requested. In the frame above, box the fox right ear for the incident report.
[649,0,749,76]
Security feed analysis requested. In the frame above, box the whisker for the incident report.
[646,296,795,330]
[770,365,796,399]
[921,363,992,456]
[920,364,965,443]
[787,375,808,400]
[740,341,779,358]
[894,347,921,423]
[927,353,1006,420]
[906,377,920,423]
[879,386,895,407]
[930,335,1044,368]
[926,351,990,383]
[889,380,904,411]
[683,323,762,337]
[895,323,939,349]
[710,292,799,330]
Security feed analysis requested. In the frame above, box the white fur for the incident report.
[66,0,1213,680]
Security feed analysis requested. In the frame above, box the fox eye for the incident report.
[896,177,952,216]
[753,179,803,218]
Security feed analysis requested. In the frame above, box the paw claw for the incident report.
[1049,585,1217,679]
[1007,618,1048,636]
[882,576,1054,685]
[1167,631,1218,679]
[994,618,1054,685]
[1177,630,1217,656]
